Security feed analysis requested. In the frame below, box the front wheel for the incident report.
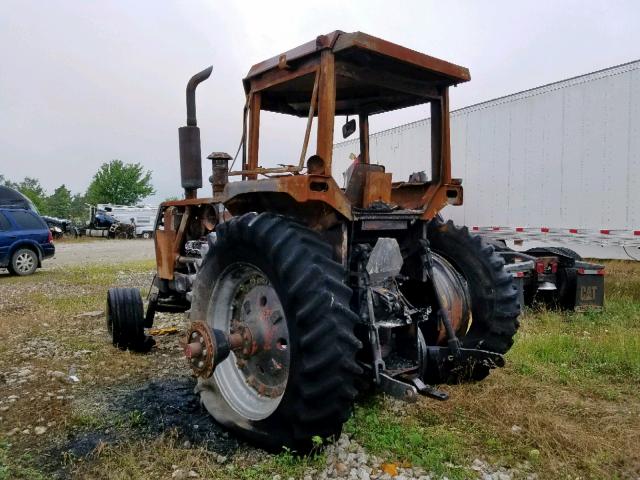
[190,212,361,451]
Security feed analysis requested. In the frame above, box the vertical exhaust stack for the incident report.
[179,66,213,199]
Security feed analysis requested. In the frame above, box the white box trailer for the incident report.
[97,204,157,238]
[333,60,640,259]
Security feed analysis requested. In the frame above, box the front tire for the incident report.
[190,212,361,451]
[106,288,154,352]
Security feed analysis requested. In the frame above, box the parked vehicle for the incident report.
[106,31,520,451]
[96,204,157,238]
[488,242,605,310]
[82,206,135,239]
[0,208,55,275]
[42,215,79,239]
[0,186,39,212]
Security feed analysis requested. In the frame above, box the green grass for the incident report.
[345,399,470,479]
[0,441,48,480]
[509,298,640,390]
[2,258,640,479]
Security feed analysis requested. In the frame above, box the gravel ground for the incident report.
[44,238,155,268]
[0,241,541,479]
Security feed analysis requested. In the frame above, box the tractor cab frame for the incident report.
[226,30,468,224]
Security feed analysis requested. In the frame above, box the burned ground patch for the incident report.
[42,377,240,478]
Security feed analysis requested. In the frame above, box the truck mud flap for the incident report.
[558,263,605,311]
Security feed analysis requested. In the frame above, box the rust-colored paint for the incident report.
[245,31,469,85]
[155,206,191,280]
[363,170,392,207]
[155,207,177,280]
[222,174,352,220]
[247,93,261,180]
[316,50,336,175]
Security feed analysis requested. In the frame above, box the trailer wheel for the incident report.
[427,219,520,382]
[526,246,582,262]
[106,288,155,352]
[190,212,361,451]
[552,247,582,261]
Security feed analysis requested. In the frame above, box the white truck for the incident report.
[96,204,157,238]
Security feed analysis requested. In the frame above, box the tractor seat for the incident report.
[344,163,391,208]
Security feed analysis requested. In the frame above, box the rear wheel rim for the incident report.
[208,262,290,421]
[15,252,35,273]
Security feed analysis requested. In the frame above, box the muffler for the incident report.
[179,66,213,199]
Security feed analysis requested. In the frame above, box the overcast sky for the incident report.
[1,0,638,203]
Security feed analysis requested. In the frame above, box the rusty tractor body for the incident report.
[107,31,520,450]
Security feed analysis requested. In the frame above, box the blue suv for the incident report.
[0,208,55,275]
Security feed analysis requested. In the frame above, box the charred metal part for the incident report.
[378,372,417,402]
[422,239,462,357]
[186,66,213,127]
[180,66,213,199]
[229,273,290,399]
[184,320,235,378]
[208,151,232,195]
[422,346,505,381]
[409,376,448,401]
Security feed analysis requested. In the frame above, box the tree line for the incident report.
[1,160,154,222]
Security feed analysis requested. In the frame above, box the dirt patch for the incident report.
[45,239,155,269]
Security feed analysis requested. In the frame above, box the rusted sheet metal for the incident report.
[333,32,470,83]
[389,182,463,219]
[244,32,341,81]
[316,50,336,174]
[162,197,215,207]
[245,31,470,85]
[155,206,192,280]
[222,174,353,220]
[363,170,392,207]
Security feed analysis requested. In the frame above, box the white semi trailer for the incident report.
[333,60,640,260]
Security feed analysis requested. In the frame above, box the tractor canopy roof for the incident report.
[243,30,470,117]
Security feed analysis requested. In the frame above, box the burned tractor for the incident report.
[106,31,520,450]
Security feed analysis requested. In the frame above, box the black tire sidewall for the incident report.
[11,248,38,276]
[428,221,519,354]
[191,213,360,451]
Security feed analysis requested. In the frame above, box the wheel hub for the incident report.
[231,275,289,398]
[187,263,291,419]
[16,252,35,273]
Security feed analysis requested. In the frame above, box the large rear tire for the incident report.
[427,219,520,382]
[190,212,361,451]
